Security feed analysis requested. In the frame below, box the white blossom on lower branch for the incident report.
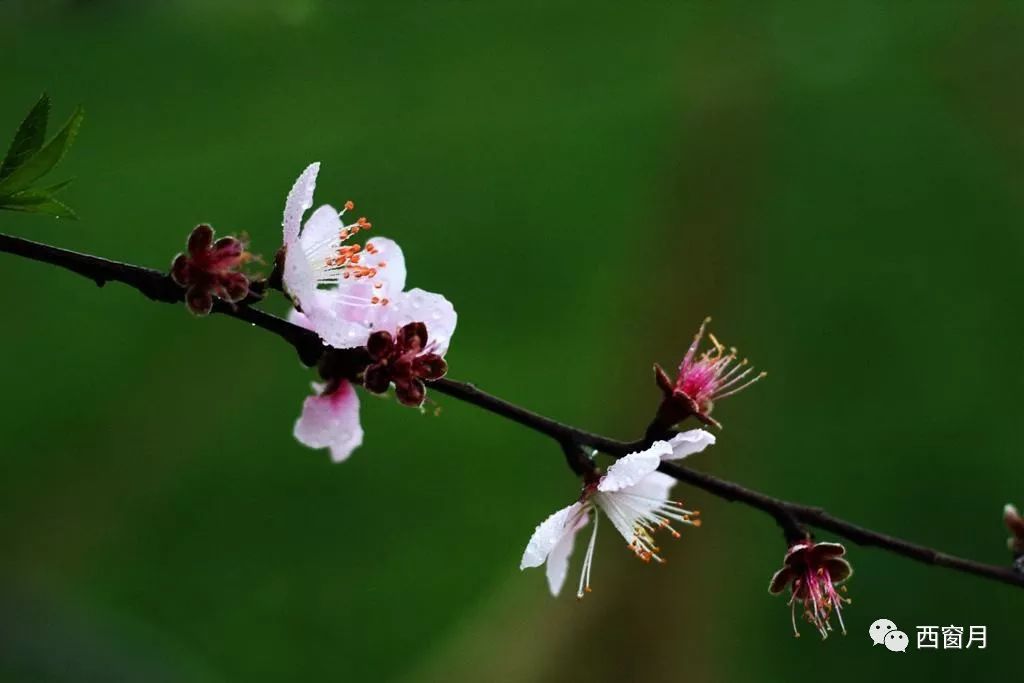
[520,430,715,598]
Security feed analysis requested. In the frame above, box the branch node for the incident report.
[560,441,596,478]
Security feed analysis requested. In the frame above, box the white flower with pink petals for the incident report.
[281,162,456,350]
[520,430,714,598]
[281,163,457,462]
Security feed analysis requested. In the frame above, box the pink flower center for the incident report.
[791,564,848,638]
[317,202,390,303]
[675,317,765,413]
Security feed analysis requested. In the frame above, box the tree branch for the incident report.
[0,233,326,365]
[2,231,1021,589]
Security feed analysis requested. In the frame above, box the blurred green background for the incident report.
[2,1,1022,681]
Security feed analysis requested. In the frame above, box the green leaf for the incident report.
[0,93,50,180]
[30,178,74,195]
[0,104,83,196]
[0,189,78,219]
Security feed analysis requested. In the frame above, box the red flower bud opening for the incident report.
[170,224,254,316]
[654,317,766,429]
[363,321,448,406]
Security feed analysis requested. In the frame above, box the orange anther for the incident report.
[344,200,355,211]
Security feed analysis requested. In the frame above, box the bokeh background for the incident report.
[2,1,1022,681]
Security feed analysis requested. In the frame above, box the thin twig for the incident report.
[2,231,1021,589]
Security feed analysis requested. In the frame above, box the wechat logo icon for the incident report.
[870,618,908,653]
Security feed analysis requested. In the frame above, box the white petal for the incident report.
[299,204,344,256]
[623,471,677,502]
[663,429,716,461]
[363,237,407,294]
[597,442,671,492]
[283,162,319,245]
[285,204,345,309]
[376,288,458,355]
[283,244,319,311]
[520,501,585,570]
[545,508,589,597]
[293,380,364,462]
[597,471,680,546]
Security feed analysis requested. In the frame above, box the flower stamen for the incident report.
[577,511,599,599]
[293,202,389,303]
[672,317,765,422]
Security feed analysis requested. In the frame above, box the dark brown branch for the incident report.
[2,231,1021,589]
[0,233,327,366]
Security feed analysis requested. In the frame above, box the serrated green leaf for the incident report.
[0,93,50,180]
[0,104,83,196]
[0,189,78,219]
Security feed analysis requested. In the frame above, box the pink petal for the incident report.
[287,309,314,331]
[293,380,363,463]
[364,237,407,294]
[310,300,377,349]
[304,238,409,348]
[377,288,458,356]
